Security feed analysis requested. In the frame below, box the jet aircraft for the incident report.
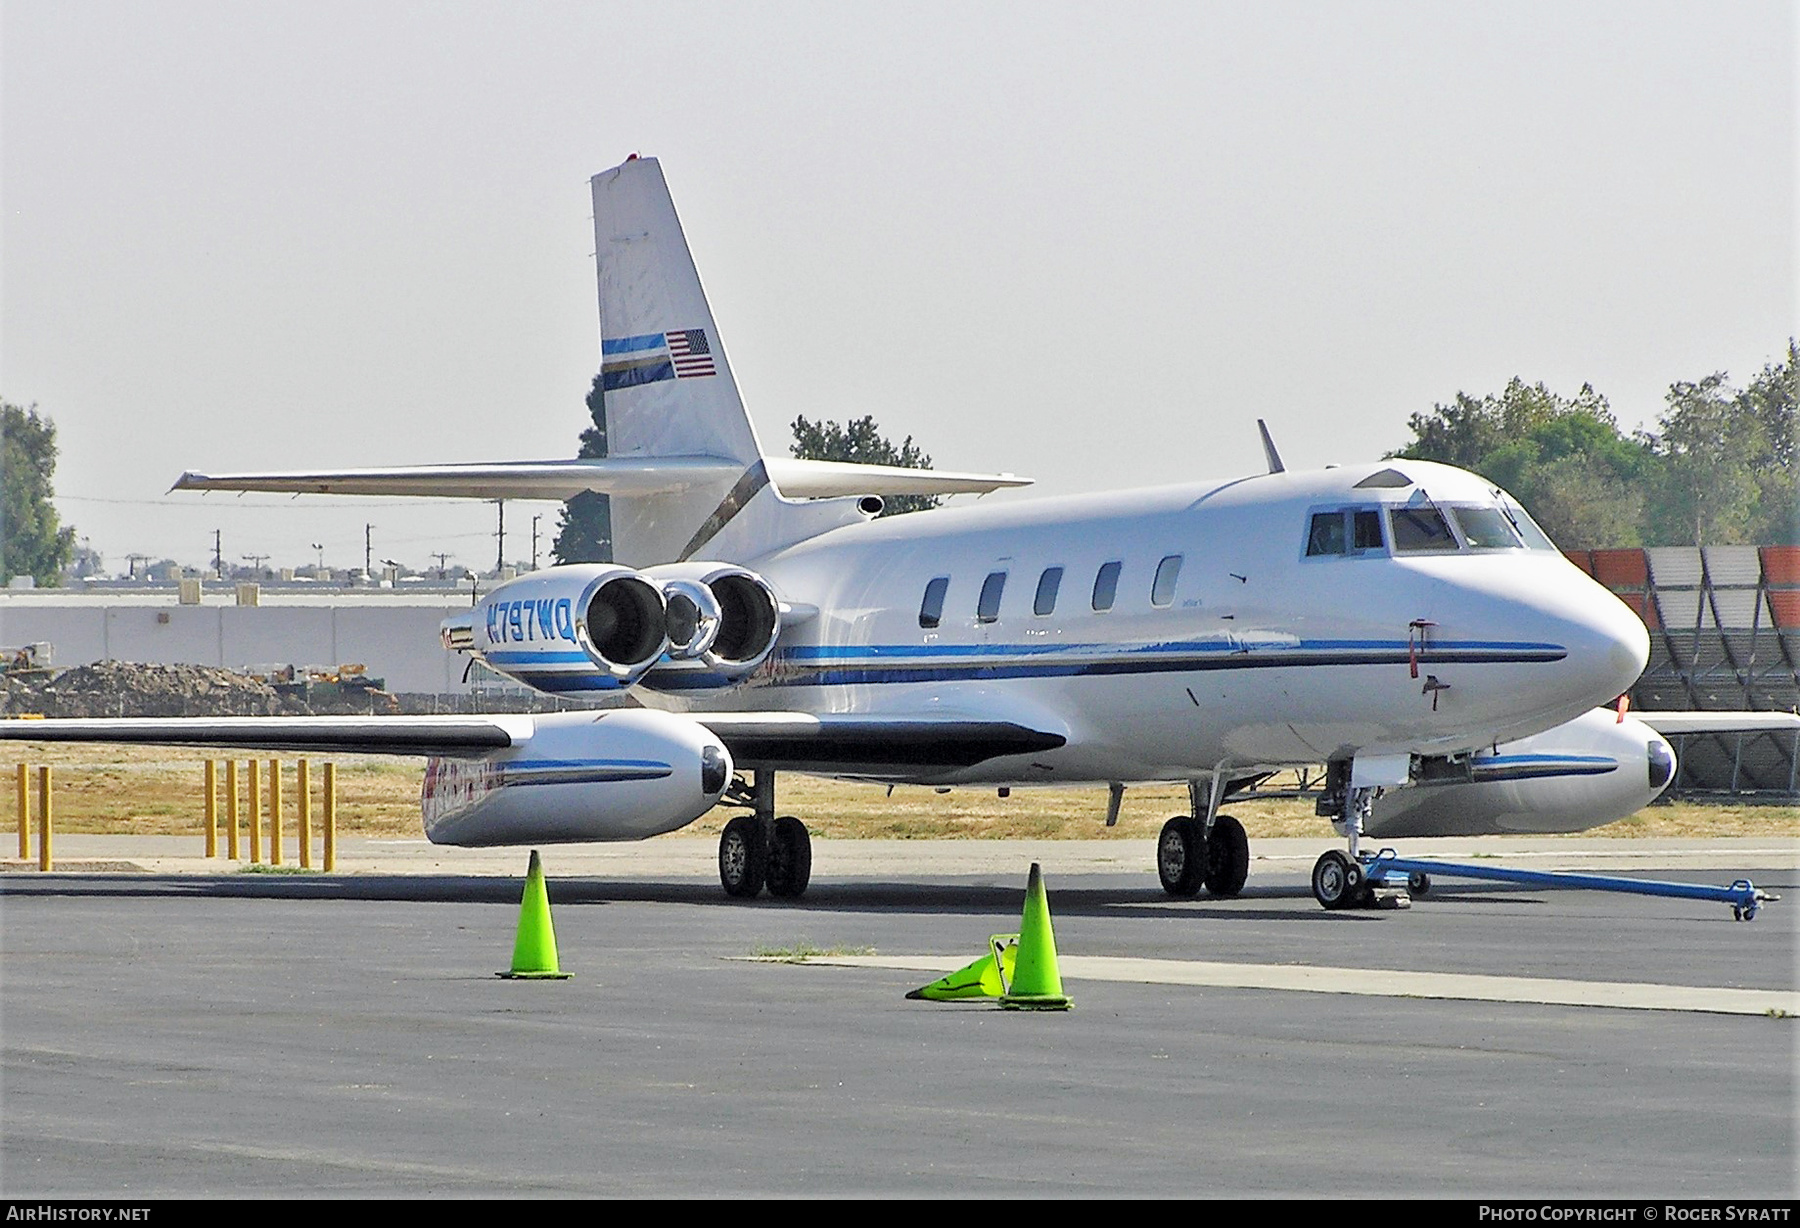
[2,157,1667,909]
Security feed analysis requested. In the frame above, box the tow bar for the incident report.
[1361,849,1778,921]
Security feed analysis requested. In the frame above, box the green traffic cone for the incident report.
[497,849,572,980]
[999,862,1071,1010]
[906,935,1018,1001]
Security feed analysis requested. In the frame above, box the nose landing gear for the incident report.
[1310,779,1411,910]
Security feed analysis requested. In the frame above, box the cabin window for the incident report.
[1390,506,1456,552]
[918,576,949,628]
[1034,567,1064,616]
[977,571,1007,623]
[1306,512,1347,556]
[1450,506,1522,550]
[1092,561,1122,611]
[1151,555,1183,607]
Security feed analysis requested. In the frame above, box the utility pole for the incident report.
[126,553,152,581]
[495,500,506,573]
[213,530,224,579]
[431,551,451,579]
[241,554,269,577]
[364,524,374,577]
[531,514,542,571]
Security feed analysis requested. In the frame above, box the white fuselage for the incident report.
[652,460,1650,787]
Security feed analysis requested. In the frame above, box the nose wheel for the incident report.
[1311,849,1365,910]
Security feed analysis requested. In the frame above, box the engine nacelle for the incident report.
[636,562,783,690]
[421,709,731,846]
[1364,709,1677,838]
[444,564,669,694]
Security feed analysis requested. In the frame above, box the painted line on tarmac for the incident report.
[789,954,1800,1017]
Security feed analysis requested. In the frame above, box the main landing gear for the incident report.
[718,771,813,900]
[1157,779,1250,899]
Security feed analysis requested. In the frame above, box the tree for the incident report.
[790,414,940,516]
[1392,348,1798,548]
[1642,344,1796,547]
[1393,378,1656,550]
[551,375,613,564]
[1,401,77,586]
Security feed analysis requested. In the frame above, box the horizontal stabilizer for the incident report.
[763,459,1030,498]
[0,715,528,756]
[172,458,742,500]
[173,457,1030,503]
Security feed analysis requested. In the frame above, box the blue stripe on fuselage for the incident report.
[768,639,1564,687]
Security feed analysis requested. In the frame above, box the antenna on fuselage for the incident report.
[1256,420,1286,475]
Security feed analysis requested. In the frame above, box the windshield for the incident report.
[1449,505,1524,550]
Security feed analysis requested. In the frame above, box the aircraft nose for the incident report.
[1567,587,1650,703]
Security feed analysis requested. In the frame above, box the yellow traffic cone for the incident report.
[907,935,1018,1001]
[497,849,572,980]
[999,862,1071,1010]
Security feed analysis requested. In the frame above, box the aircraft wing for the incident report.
[172,456,1030,501]
[694,712,1066,770]
[1634,711,1800,736]
[0,715,529,756]
[0,711,1066,770]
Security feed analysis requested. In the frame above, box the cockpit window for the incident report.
[1504,502,1558,551]
[1307,508,1387,558]
[1450,506,1523,550]
[1307,513,1347,556]
[1389,506,1456,552]
[1352,510,1384,550]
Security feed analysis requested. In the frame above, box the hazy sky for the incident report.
[4,2,1793,573]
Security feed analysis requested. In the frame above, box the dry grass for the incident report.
[3,742,1795,842]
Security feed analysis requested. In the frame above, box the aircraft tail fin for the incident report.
[593,157,1028,566]
[592,157,764,477]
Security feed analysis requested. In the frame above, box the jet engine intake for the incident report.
[638,563,783,689]
[450,563,670,693]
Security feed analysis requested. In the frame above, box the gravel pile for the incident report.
[5,662,307,718]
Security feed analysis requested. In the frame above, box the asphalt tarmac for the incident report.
[2,837,1795,1198]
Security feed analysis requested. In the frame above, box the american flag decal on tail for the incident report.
[600,329,716,391]
[666,328,717,378]
[604,327,716,388]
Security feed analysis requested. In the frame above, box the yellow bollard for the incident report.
[204,760,218,858]
[268,757,282,866]
[323,762,336,873]
[16,762,28,860]
[297,758,312,870]
[225,759,241,860]
[36,765,51,872]
[247,759,261,864]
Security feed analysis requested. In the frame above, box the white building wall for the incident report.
[0,598,471,693]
